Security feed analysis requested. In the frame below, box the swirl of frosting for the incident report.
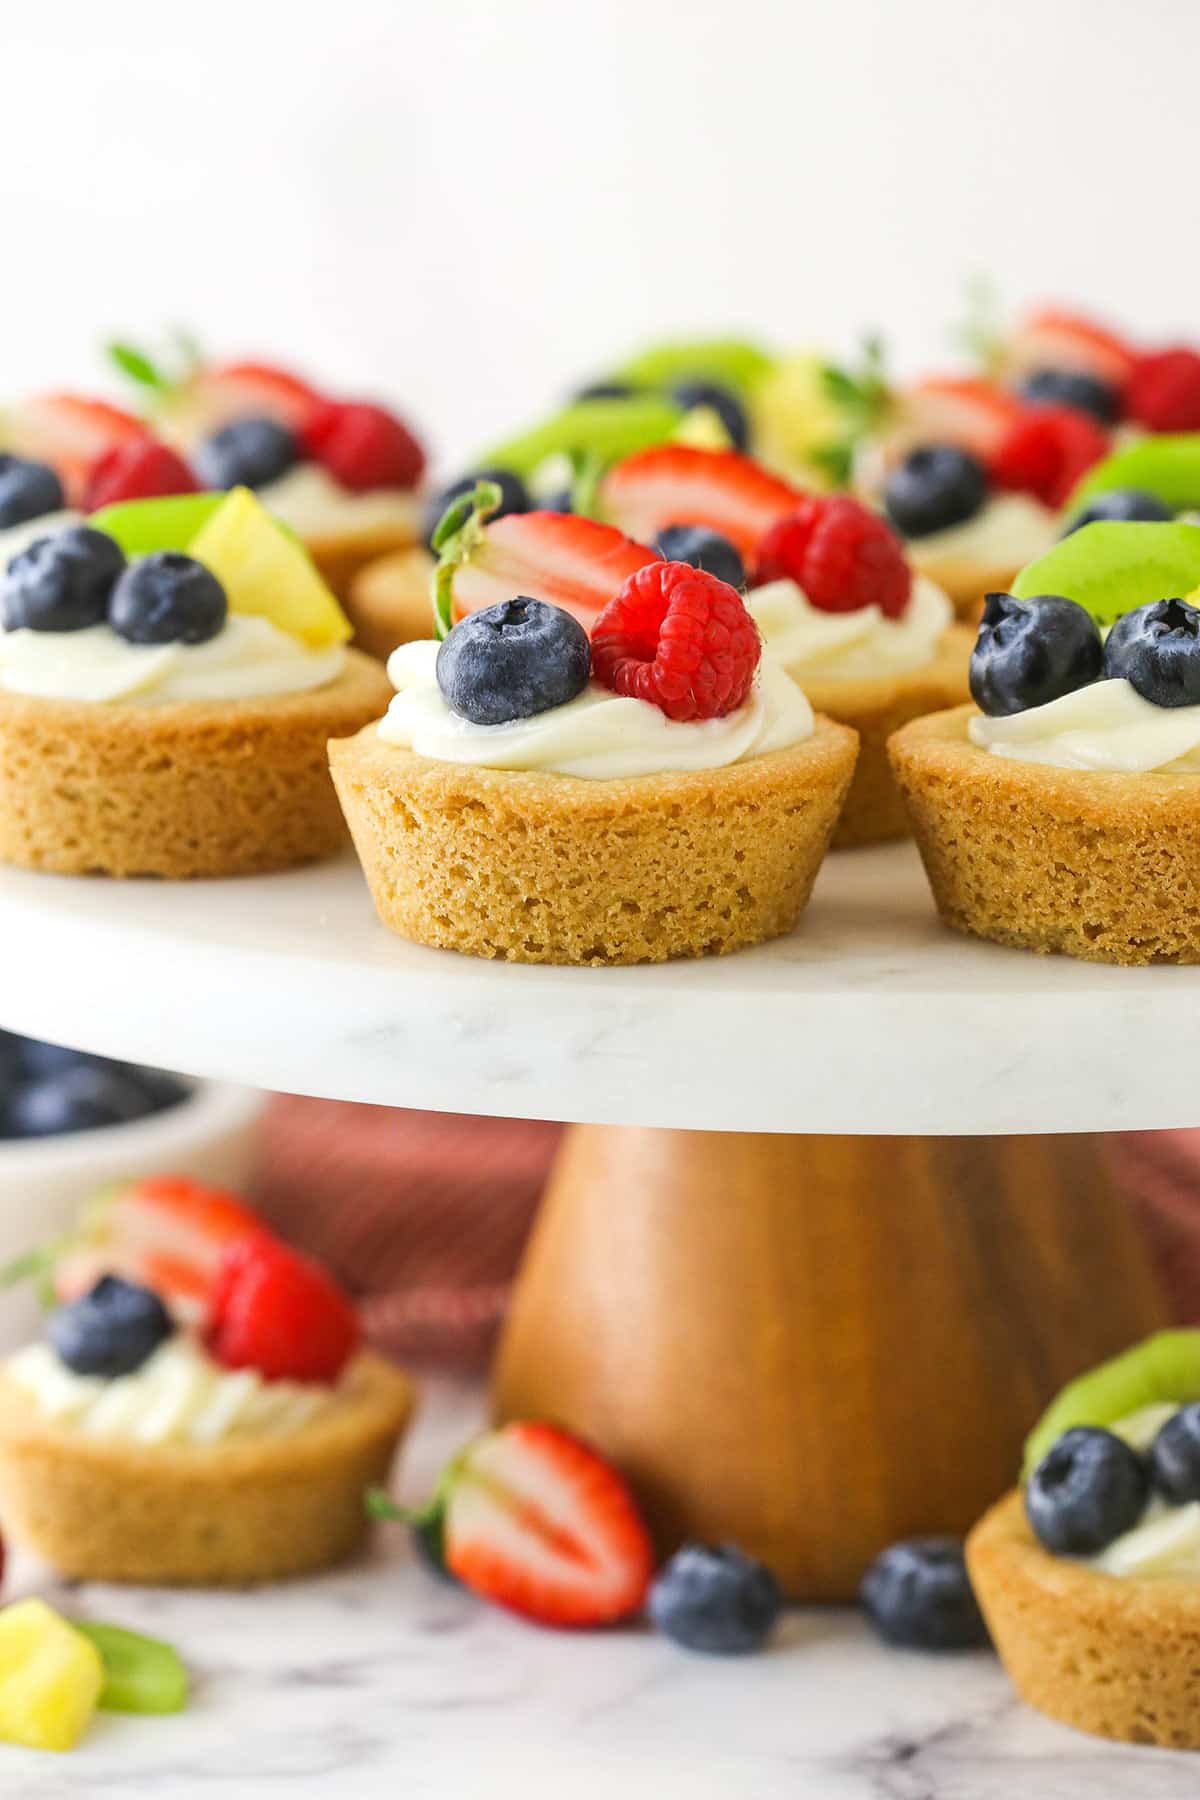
[969,677,1200,772]
[749,575,952,681]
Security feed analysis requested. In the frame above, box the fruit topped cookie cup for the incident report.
[329,482,858,965]
[0,488,392,877]
[890,518,1200,962]
[109,340,427,612]
[968,1331,1200,1749]
[596,445,972,845]
[0,1175,413,1584]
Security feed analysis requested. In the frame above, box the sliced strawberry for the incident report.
[888,377,1024,462]
[52,1174,264,1323]
[599,446,804,558]
[162,360,326,444]
[4,394,146,505]
[443,1422,653,1626]
[446,509,659,630]
[82,435,200,510]
[1000,307,1137,390]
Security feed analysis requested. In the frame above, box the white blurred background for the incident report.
[3,0,1196,469]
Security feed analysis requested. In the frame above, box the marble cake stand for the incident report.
[0,842,1182,1595]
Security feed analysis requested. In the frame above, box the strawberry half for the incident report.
[1000,307,1137,391]
[162,360,326,444]
[598,445,804,558]
[52,1174,264,1324]
[888,377,1024,462]
[4,393,146,505]
[434,485,658,635]
[373,1421,654,1627]
[83,434,200,510]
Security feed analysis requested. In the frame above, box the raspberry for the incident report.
[753,495,911,618]
[591,561,760,721]
[207,1235,360,1383]
[988,406,1109,508]
[1126,348,1200,433]
[301,400,425,492]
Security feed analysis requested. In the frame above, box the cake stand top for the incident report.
[0,844,1195,1135]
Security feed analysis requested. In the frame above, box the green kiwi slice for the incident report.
[1010,520,1200,626]
[1023,1330,1200,1478]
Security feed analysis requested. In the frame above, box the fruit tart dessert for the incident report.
[329,483,858,965]
[968,1330,1200,1748]
[108,339,426,611]
[990,300,1200,440]
[0,487,391,877]
[890,518,1200,962]
[597,445,972,846]
[0,1176,413,1584]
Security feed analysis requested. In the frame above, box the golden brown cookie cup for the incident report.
[330,716,858,966]
[344,546,435,662]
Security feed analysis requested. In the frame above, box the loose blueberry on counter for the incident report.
[108,552,228,646]
[669,380,749,451]
[1103,597,1200,707]
[49,1274,174,1378]
[436,597,591,726]
[1025,1426,1149,1555]
[654,524,746,591]
[970,592,1103,716]
[859,1537,989,1650]
[1062,487,1176,535]
[1020,367,1121,424]
[0,455,65,529]
[1150,1404,1200,1503]
[883,444,989,539]
[2,526,125,633]
[423,467,531,549]
[194,416,300,491]
[649,1543,782,1655]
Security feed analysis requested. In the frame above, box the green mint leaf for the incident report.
[105,340,169,393]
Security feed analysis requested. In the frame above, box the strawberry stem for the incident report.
[430,478,503,638]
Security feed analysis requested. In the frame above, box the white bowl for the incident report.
[0,1080,266,1351]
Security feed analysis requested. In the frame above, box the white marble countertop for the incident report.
[5,1378,1198,1798]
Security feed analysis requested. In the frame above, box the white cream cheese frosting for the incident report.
[0,612,344,704]
[969,678,1200,773]
[749,574,953,682]
[377,638,814,779]
[6,1337,334,1446]
[258,463,421,540]
[906,492,1058,574]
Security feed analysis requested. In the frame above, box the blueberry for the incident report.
[1025,1427,1149,1555]
[1150,1404,1200,1503]
[1104,598,1200,707]
[48,1274,173,1378]
[0,455,65,529]
[423,467,530,549]
[538,487,574,514]
[859,1537,989,1650]
[1020,367,1121,424]
[670,380,749,451]
[884,444,989,539]
[108,552,227,646]
[574,380,637,403]
[2,526,124,632]
[654,524,746,590]
[649,1543,782,1655]
[1063,487,1176,535]
[970,592,1103,717]
[436,598,590,726]
[5,1063,156,1138]
[194,416,300,490]
[0,1031,25,1092]
[124,1066,189,1115]
[15,1038,96,1079]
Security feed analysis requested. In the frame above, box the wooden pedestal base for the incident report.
[492,1127,1169,1600]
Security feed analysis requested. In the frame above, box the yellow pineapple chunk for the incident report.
[0,1599,103,1752]
[188,487,352,649]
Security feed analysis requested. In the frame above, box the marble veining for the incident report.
[3,1379,1198,1798]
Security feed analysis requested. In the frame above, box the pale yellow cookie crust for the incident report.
[345,546,435,663]
[0,648,394,879]
[305,519,421,610]
[968,1489,1200,1749]
[889,703,1200,964]
[799,625,972,848]
[906,546,1021,624]
[0,1349,414,1585]
[330,715,858,965]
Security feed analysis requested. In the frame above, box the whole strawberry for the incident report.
[207,1235,360,1383]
